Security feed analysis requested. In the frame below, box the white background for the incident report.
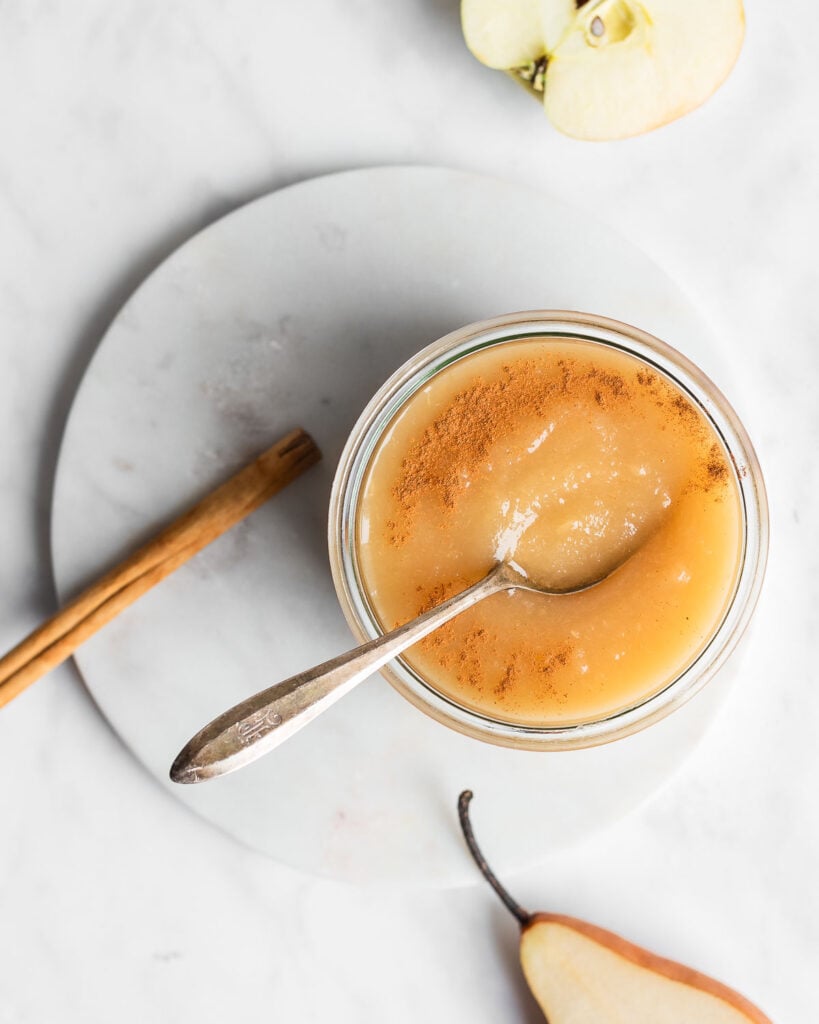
[1,2,816,1021]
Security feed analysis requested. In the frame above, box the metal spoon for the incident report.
[170,558,625,784]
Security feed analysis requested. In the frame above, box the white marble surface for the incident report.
[0,2,816,1021]
[50,167,747,887]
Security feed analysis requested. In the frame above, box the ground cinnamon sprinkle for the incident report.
[491,645,573,702]
[358,339,742,726]
[413,602,574,705]
[389,356,728,546]
[706,441,730,485]
[391,358,621,544]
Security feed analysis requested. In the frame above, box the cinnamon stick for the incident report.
[0,428,321,708]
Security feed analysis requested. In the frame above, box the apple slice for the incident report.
[460,0,745,140]
[545,0,745,140]
[539,0,577,57]
[458,792,772,1024]
[462,0,575,69]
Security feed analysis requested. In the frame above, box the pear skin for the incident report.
[458,791,772,1023]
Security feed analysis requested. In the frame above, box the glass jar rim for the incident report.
[328,311,769,751]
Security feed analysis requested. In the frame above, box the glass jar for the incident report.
[328,311,768,750]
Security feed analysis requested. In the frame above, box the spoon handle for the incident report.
[170,565,510,783]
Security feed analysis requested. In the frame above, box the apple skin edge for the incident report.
[456,791,773,1024]
[463,0,746,141]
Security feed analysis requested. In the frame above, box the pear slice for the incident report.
[457,791,772,1024]
[462,0,575,69]
[522,917,772,1023]
[545,0,745,140]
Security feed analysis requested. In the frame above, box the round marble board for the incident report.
[52,166,735,887]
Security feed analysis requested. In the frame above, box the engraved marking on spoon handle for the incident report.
[170,565,513,783]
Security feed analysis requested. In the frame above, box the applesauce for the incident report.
[355,337,743,727]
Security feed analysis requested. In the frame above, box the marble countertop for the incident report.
[1,2,816,1021]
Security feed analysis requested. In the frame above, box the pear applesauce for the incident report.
[355,338,743,726]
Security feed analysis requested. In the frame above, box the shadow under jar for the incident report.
[329,312,768,750]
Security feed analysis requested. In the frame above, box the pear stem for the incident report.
[458,790,531,927]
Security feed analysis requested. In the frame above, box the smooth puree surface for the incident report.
[356,338,743,726]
